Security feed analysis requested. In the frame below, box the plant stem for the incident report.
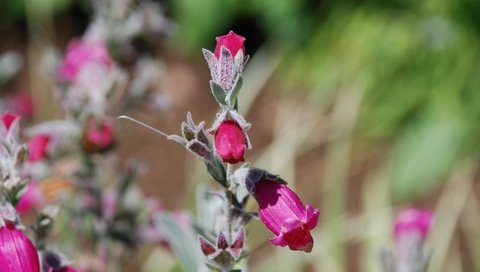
[225,163,234,243]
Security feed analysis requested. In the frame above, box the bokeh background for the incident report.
[2,0,480,271]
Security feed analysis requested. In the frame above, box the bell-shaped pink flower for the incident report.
[58,39,113,82]
[28,134,51,162]
[83,117,115,153]
[254,180,319,252]
[0,224,41,272]
[214,31,245,59]
[1,111,20,131]
[214,120,247,164]
[394,208,433,241]
[16,182,44,215]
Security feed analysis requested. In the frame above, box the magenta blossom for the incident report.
[214,120,247,164]
[394,208,433,241]
[255,180,319,252]
[83,117,115,153]
[16,182,44,215]
[214,31,245,59]
[1,111,20,131]
[28,134,51,162]
[58,39,113,82]
[0,224,41,272]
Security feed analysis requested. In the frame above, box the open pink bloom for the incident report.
[28,134,51,162]
[84,117,115,152]
[58,39,113,82]
[214,31,245,59]
[0,224,41,272]
[394,208,433,241]
[255,180,319,252]
[214,120,247,164]
[1,111,20,131]
[16,182,44,215]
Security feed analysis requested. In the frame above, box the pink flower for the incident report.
[394,208,433,241]
[1,111,20,131]
[254,180,319,252]
[5,93,34,120]
[214,120,247,164]
[28,134,51,162]
[16,182,44,215]
[0,224,41,272]
[58,39,113,82]
[214,31,245,59]
[83,117,115,153]
[203,31,248,92]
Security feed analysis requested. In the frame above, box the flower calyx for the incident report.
[198,227,246,270]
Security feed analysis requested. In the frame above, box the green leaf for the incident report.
[226,76,243,108]
[210,81,227,106]
[155,213,206,272]
[206,157,227,187]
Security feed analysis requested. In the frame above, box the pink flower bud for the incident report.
[255,180,319,252]
[16,182,44,215]
[203,31,248,92]
[83,117,115,153]
[214,120,247,164]
[28,134,51,162]
[58,39,113,82]
[0,224,41,272]
[394,208,433,241]
[214,31,245,59]
[1,111,20,131]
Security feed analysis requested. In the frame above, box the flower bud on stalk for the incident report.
[209,110,251,164]
[203,31,248,110]
[234,167,320,252]
[380,208,434,272]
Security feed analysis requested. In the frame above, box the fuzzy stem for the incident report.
[225,163,234,243]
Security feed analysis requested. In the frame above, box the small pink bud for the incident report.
[58,39,113,82]
[0,225,41,272]
[214,31,245,59]
[214,120,247,164]
[1,111,20,131]
[394,208,433,241]
[16,182,44,215]
[28,134,51,162]
[83,117,115,153]
[255,180,319,253]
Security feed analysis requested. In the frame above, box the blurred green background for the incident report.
[2,0,480,271]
